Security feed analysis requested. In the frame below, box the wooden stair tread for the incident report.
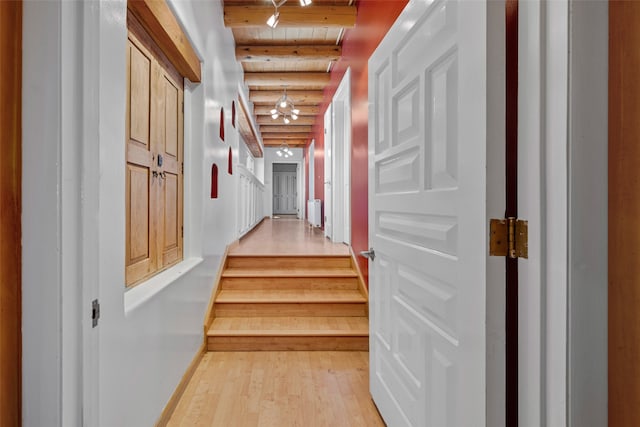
[222,268,357,278]
[215,289,366,303]
[227,254,351,258]
[208,316,369,336]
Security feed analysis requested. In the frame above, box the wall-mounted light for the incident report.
[267,0,312,28]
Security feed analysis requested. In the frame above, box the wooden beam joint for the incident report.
[128,0,201,82]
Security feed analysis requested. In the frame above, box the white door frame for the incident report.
[308,139,315,202]
[519,1,607,426]
[328,68,352,244]
[324,105,333,238]
[271,160,303,217]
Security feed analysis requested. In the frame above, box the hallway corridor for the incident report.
[165,218,383,426]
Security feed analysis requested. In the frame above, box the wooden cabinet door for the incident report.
[126,30,183,286]
[126,36,157,285]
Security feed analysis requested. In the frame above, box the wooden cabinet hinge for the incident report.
[490,217,528,259]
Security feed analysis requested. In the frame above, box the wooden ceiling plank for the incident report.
[262,132,312,140]
[257,115,316,125]
[244,72,330,88]
[236,45,341,62]
[224,5,357,28]
[250,90,324,104]
[263,139,308,147]
[254,105,321,115]
[260,125,313,133]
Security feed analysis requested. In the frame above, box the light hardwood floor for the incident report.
[167,351,385,427]
[229,217,349,256]
[167,218,384,426]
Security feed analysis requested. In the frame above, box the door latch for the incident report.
[360,248,376,261]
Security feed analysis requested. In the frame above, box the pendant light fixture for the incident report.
[267,0,312,28]
[270,87,301,124]
[276,143,293,158]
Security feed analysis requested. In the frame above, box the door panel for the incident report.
[159,75,183,266]
[368,0,501,425]
[126,37,156,284]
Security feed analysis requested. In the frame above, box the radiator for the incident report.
[307,199,321,227]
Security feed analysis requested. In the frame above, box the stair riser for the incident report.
[220,277,359,290]
[207,336,369,351]
[226,256,352,269]
[215,303,367,317]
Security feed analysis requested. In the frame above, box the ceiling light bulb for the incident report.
[280,100,287,108]
[272,113,279,119]
[300,0,312,6]
[266,12,279,28]
[277,151,282,156]
[291,108,300,115]
[284,117,290,124]
[291,114,298,120]
[270,108,278,114]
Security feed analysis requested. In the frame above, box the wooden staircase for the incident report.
[206,254,369,351]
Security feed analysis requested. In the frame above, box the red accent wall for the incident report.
[307,0,408,285]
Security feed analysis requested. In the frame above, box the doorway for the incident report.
[324,68,352,244]
[273,163,298,215]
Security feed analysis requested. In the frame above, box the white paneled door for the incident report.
[368,0,503,426]
[273,171,297,214]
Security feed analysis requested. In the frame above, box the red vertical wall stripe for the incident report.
[307,0,408,285]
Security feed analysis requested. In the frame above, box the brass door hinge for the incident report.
[490,217,528,259]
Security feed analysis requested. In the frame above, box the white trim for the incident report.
[567,1,608,425]
[124,258,204,313]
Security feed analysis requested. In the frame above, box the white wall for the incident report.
[22,0,248,425]
[264,147,304,218]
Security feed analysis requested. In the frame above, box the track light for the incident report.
[266,0,311,28]
[266,11,279,28]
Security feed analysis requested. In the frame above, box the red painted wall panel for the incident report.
[307,0,407,285]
